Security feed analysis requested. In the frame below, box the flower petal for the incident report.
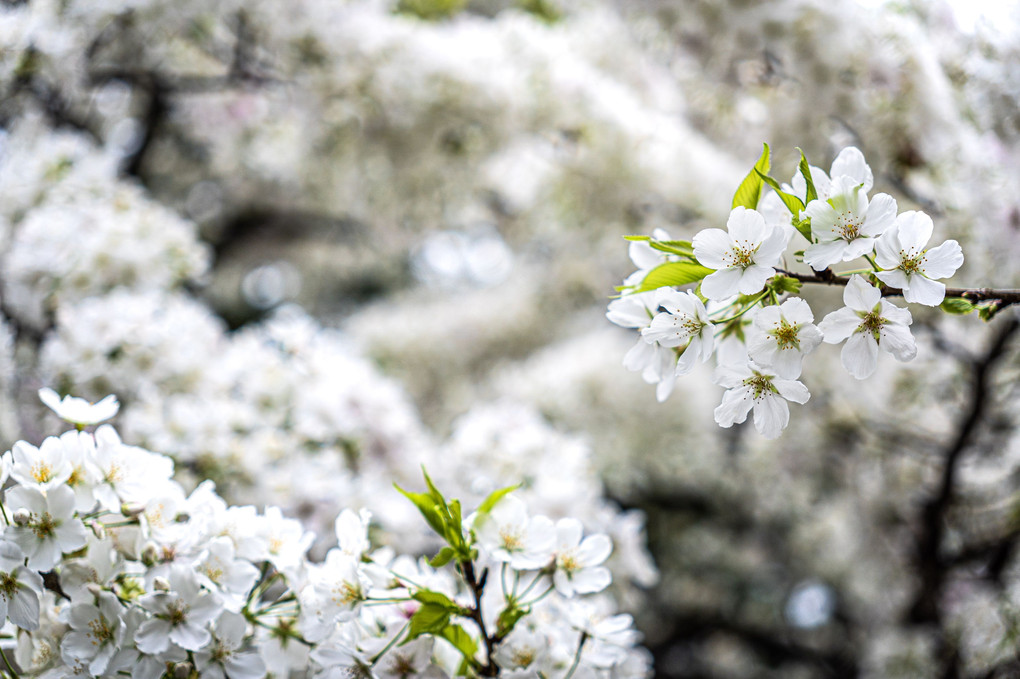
[920,240,964,280]
[843,275,880,311]
[860,193,897,237]
[901,274,946,306]
[841,333,878,379]
[700,267,744,300]
[752,395,789,439]
[692,229,734,270]
[714,388,753,428]
[804,239,848,272]
[879,323,917,362]
[829,147,873,192]
[726,207,767,245]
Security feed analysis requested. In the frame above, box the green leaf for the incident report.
[797,148,818,204]
[769,276,802,295]
[732,143,771,210]
[649,240,695,257]
[394,484,447,536]
[755,170,805,216]
[429,546,456,568]
[497,604,529,638]
[405,603,452,642]
[978,303,1000,322]
[629,261,715,294]
[477,485,520,516]
[940,298,975,315]
[438,624,480,662]
[411,590,461,611]
[623,235,651,242]
[422,468,446,506]
[792,218,813,243]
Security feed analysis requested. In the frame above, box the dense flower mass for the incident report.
[610,145,968,438]
[0,392,651,678]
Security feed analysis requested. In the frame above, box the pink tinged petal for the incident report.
[861,193,897,237]
[829,147,873,192]
[879,323,917,362]
[843,275,881,311]
[726,207,767,245]
[774,379,810,404]
[736,265,774,295]
[577,535,613,566]
[135,619,172,654]
[875,269,909,291]
[753,395,789,439]
[841,333,879,379]
[920,240,964,280]
[754,225,789,266]
[692,229,735,270]
[902,275,946,306]
[571,567,612,595]
[714,388,754,428]
[170,622,212,651]
[841,237,876,262]
[804,239,849,271]
[700,267,744,300]
[8,588,39,630]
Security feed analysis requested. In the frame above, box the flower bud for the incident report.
[86,583,103,598]
[12,509,31,526]
[90,521,106,540]
[121,503,146,518]
[172,662,193,679]
[152,576,171,592]
[141,542,160,567]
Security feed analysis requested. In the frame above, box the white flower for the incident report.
[194,611,266,679]
[607,290,681,402]
[693,207,788,300]
[38,388,119,427]
[874,211,964,306]
[622,228,675,287]
[9,436,73,492]
[192,537,259,614]
[552,519,612,598]
[713,362,810,439]
[640,290,714,376]
[473,495,555,571]
[134,566,223,653]
[817,275,917,379]
[0,540,43,630]
[793,146,874,201]
[6,485,88,571]
[494,627,550,675]
[802,175,897,271]
[60,591,125,675]
[747,298,823,379]
[299,552,371,642]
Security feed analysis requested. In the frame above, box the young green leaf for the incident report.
[429,547,457,568]
[797,148,818,204]
[477,485,521,516]
[438,624,480,663]
[769,275,803,295]
[630,261,715,294]
[497,604,530,638]
[405,603,453,642]
[755,171,805,217]
[940,298,975,315]
[394,484,448,536]
[732,143,771,210]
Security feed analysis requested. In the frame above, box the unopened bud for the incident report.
[12,509,31,526]
[152,576,171,593]
[172,662,193,679]
[121,503,145,518]
[90,521,106,540]
[141,542,160,567]
[86,583,103,598]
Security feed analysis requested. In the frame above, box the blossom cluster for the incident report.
[608,146,967,438]
[0,390,650,678]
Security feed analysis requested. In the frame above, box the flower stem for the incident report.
[0,646,19,678]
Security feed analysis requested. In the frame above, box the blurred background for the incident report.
[1,0,1019,676]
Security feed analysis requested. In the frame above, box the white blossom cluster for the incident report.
[608,146,966,439]
[0,392,649,679]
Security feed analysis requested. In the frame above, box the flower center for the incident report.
[0,572,19,599]
[742,373,777,401]
[835,211,863,240]
[857,311,887,341]
[167,601,190,626]
[332,581,362,607]
[512,648,537,668]
[31,512,58,540]
[725,240,759,269]
[31,462,54,484]
[898,249,925,275]
[558,551,580,575]
[88,617,113,644]
[769,319,801,350]
[499,527,524,552]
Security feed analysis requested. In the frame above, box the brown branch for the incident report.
[777,269,1020,311]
